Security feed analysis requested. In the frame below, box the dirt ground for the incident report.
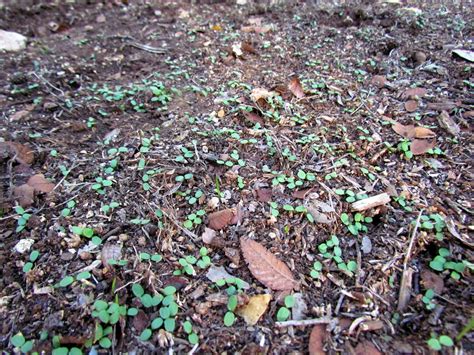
[0,0,473,354]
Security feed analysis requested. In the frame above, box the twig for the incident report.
[403,209,423,271]
[275,317,334,327]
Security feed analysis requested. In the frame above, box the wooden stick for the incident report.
[351,193,390,212]
[275,317,334,328]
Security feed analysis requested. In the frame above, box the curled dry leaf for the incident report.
[208,208,237,230]
[414,126,436,138]
[101,243,122,267]
[201,227,217,244]
[256,188,272,202]
[410,138,436,155]
[288,77,305,99]
[0,141,34,165]
[420,269,444,294]
[392,123,416,138]
[240,237,298,291]
[404,100,418,112]
[401,87,427,99]
[236,294,272,326]
[438,110,460,136]
[308,324,327,355]
[292,188,313,200]
[27,174,55,193]
[13,183,35,207]
[250,88,275,103]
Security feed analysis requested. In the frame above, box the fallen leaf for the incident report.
[404,100,418,112]
[410,139,436,155]
[438,110,460,136]
[371,75,386,88]
[205,265,250,289]
[211,24,223,31]
[10,105,34,121]
[241,41,257,54]
[236,294,272,325]
[250,88,275,103]
[392,123,416,138]
[288,77,305,99]
[292,188,312,200]
[452,49,474,62]
[13,183,35,207]
[201,227,217,244]
[414,126,436,138]
[401,87,427,99]
[256,188,272,202]
[208,208,236,230]
[420,269,444,294]
[101,243,122,267]
[307,207,332,224]
[308,324,327,355]
[27,174,55,193]
[133,310,149,332]
[0,141,34,164]
[354,340,381,355]
[242,111,264,125]
[240,237,298,291]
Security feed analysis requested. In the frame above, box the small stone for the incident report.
[137,236,146,247]
[14,239,34,253]
[79,251,92,260]
[0,30,27,52]
[118,234,129,242]
[413,51,427,64]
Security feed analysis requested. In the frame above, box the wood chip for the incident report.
[351,193,391,212]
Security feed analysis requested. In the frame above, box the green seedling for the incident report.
[86,117,96,128]
[71,225,102,246]
[23,250,40,273]
[174,247,211,276]
[175,173,194,182]
[215,277,246,327]
[360,167,376,181]
[310,260,323,279]
[429,248,466,280]
[91,176,113,195]
[130,217,150,225]
[142,169,159,191]
[186,190,203,205]
[324,171,337,181]
[397,139,413,159]
[101,201,119,214]
[139,252,163,263]
[183,209,206,229]
[15,206,31,233]
[340,212,371,235]
[276,295,295,321]
[10,332,34,353]
[415,213,446,241]
[427,334,454,351]
[334,188,368,203]
[269,202,279,218]
[393,195,413,212]
[318,235,357,276]
[217,149,246,167]
[422,289,436,310]
[91,300,127,349]
[237,176,245,190]
[182,320,199,345]
[61,200,76,217]
[175,146,194,163]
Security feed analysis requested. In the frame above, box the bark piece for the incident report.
[351,193,390,212]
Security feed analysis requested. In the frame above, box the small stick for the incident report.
[275,317,334,328]
[403,210,423,271]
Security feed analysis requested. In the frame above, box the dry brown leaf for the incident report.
[241,25,272,34]
[392,123,416,138]
[0,141,34,165]
[208,208,236,230]
[354,340,382,355]
[240,237,297,291]
[27,174,55,193]
[201,227,217,244]
[404,100,418,112]
[308,324,327,355]
[414,126,436,138]
[236,294,272,326]
[242,111,264,125]
[250,88,275,103]
[256,188,272,202]
[13,183,35,207]
[401,87,427,99]
[438,110,460,136]
[217,109,225,118]
[288,77,305,99]
[241,41,257,54]
[371,75,386,88]
[410,139,436,155]
[420,269,444,294]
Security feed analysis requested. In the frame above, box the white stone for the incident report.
[14,238,34,254]
[0,30,27,52]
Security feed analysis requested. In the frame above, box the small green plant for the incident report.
[174,247,211,276]
[269,202,279,218]
[334,188,368,203]
[61,200,76,217]
[91,176,113,195]
[130,217,150,225]
[393,195,413,212]
[175,146,194,163]
[142,169,159,191]
[10,332,34,353]
[139,252,163,263]
[416,213,446,241]
[318,235,357,276]
[86,117,96,128]
[215,277,246,327]
[14,206,31,233]
[91,300,127,349]
[101,201,120,214]
[397,139,413,159]
[429,248,465,280]
[217,150,246,167]
[237,176,245,189]
[421,289,436,310]
[276,295,295,321]
[324,171,337,181]
[340,212,372,235]
[310,260,323,279]
[182,320,199,345]
[23,250,40,273]
[176,173,194,182]
[71,225,102,246]
[183,209,206,229]
[427,334,454,351]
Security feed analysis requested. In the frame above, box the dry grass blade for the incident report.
[240,237,298,291]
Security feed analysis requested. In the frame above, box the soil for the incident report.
[0,0,473,354]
